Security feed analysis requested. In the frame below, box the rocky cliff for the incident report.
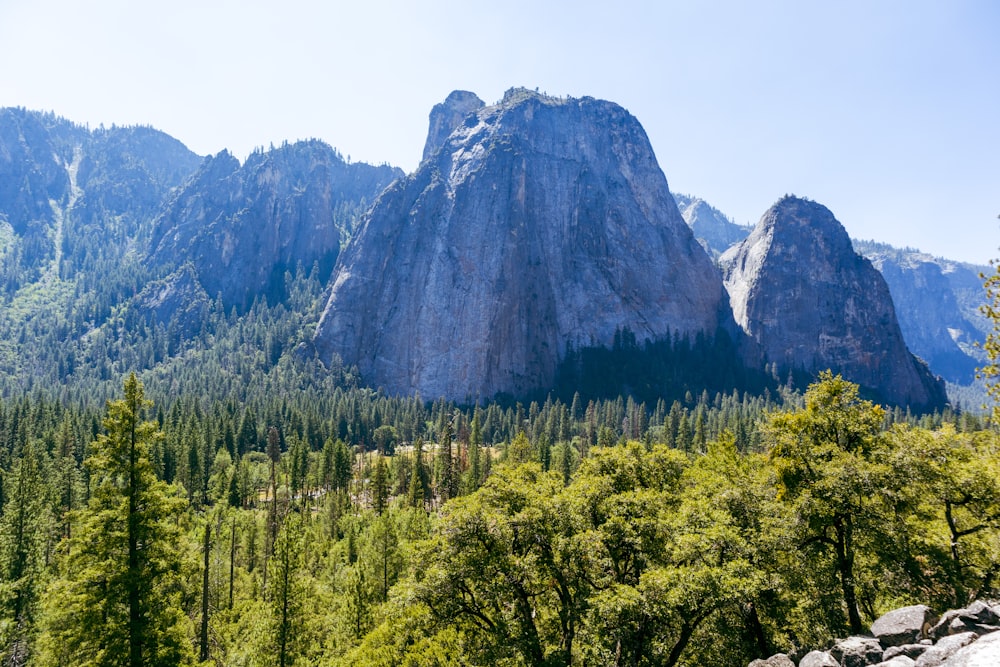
[720,196,947,410]
[314,88,730,401]
[421,90,485,162]
[674,193,751,257]
[150,140,401,309]
[856,241,986,385]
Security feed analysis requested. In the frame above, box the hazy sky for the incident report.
[1,0,997,264]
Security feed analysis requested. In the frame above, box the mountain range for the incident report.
[0,93,987,411]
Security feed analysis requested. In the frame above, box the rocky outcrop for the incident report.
[871,606,937,648]
[314,88,730,401]
[674,193,751,257]
[421,90,484,162]
[150,140,401,309]
[131,262,211,339]
[747,601,1000,667]
[720,196,947,410]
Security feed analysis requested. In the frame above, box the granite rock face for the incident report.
[315,88,729,401]
[720,196,947,410]
[421,90,485,162]
[150,140,401,310]
[859,243,986,384]
[132,263,211,339]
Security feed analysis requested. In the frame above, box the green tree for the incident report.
[464,409,483,494]
[507,431,533,465]
[271,513,306,667]
[0,440,50,664]
[407,438,429,510]
[436,412,456,502]
[372,454,388,515]
[36,373,194,667]
[766,372,888,635]
[978,240,1000,421]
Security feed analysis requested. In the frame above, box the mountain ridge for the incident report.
[0,103,974,411]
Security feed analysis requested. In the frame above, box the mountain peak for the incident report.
[421,90,485,162]
[758,195,854,253]
[720,196,946,409]
[317,91,726,401]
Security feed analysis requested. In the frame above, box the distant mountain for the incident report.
[0,108,201,293]
[676,190,989,393]
[720,196,947,410]
[855,240,987,384]
[673,193,751,257]
[150,140,402,310]
[314,89,730,401]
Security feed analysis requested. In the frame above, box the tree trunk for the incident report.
[229,516,237,609]
[127,405,143,667]
[200,521,211,662]
[835,515,864,635]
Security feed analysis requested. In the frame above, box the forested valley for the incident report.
[0,331,997,666]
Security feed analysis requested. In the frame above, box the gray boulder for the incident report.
[749,654,796,667]
[799,650,841,667]
[940,630,1000,666]
[875,657,916,667]
[872,605,938,647]
[883,644,930,661]
[930,603,1000,640]
[831,636,885,667]
[914,632,977,666]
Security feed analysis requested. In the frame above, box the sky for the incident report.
[1,0,997,264]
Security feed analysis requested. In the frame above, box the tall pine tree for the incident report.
[36,374,194,667]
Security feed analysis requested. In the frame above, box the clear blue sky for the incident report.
[1,0,997,264]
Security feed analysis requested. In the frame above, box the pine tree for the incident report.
[272,514,306,667]
[372,454,388,515]
[538,432,551,471]
[559,438,573,486]
[408,438,429,510]
[437,411,456,501]
[36,373,194,667]
[466,410,483,493]
[0,439,49,663]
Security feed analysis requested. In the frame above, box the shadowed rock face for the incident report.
[150,140,401,310]
[720,196,947,410]
[315,88,729,401]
